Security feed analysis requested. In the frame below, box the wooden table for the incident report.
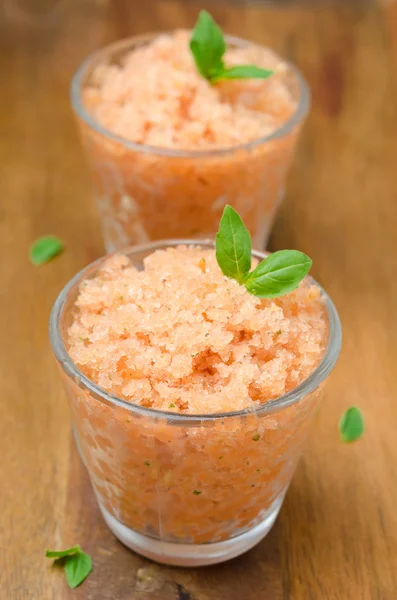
[1,0,397,598]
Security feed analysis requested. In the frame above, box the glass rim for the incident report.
[49,239,342,423]
[70,32,311,159]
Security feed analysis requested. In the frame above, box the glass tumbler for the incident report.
[71,35,310,252]
[49,241,341,567]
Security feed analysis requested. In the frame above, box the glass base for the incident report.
[97,496,284,567]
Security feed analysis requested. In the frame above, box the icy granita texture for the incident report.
[73,31,308,251]
[84,32,294,149]
[61,245,329,545]
[68,247,327,413]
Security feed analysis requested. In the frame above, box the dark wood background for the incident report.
[1,0,397,598]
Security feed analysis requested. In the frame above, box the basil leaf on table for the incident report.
[46,545,93,588]
[64,552,93,589]
[30,235,64,266]
[339,407,365,443]
[45,546,81,559]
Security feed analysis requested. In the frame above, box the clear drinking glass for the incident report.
[71,35,310,252]
[49,240,341,567]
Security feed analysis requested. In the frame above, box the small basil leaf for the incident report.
[64,552,93,589]
[189,10,225,81]
[45,546,81,559]
[189,11,274,85]
[212,64,273,83]
[244,250,312,298]
[30,235,64,266]
[215,205,251,283]
[339,407,365,443]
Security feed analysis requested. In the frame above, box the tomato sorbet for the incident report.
[75,31,307,250]
[68,247,327,413]
[63,246,328,546]
[84,31,295,149]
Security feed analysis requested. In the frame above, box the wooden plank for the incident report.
[0,1,396,598]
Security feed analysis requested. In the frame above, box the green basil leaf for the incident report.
[215,205,251,283]
[212,64,273,82]
[339,407,365,443]
[189,10,225,81]
[30,235,64,266]
[64,552,93,589]
[189,11,274,85]
[45,545,81,559]
[244,250,312,298]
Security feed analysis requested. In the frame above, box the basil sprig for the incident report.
[216,205,312,298]
[46,545,92,588]
[190,11,273,85]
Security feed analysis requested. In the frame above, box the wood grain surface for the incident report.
[1,0,397,598]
